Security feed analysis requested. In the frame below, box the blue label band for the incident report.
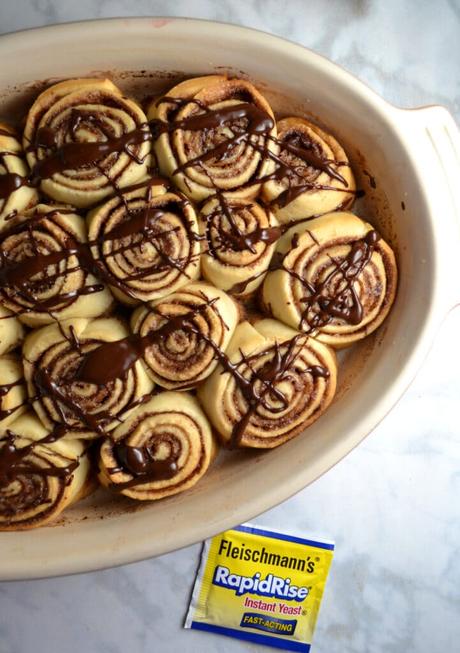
[190,622,311,653]
[234,524,335,551]
[240,612,297,636]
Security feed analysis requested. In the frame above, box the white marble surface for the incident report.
[1,2,460,652]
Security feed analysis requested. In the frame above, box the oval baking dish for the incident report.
[0,17,459,580]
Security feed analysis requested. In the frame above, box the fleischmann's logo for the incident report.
[218,538,316,573]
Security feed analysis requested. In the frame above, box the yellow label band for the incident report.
[185,524,334,652]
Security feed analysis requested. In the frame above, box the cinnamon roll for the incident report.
[99,391,216,500]
[198,196,280,295]
[149,75,277,201]
[198,318,337,449]
[261,212,397,347]
[262,117,356,223]
[23,317,154,439]
[0,305,25,355]
[0,123,37,229]
[131,281,239,389]
[0,204,114,327]
[87,180,200,304]
[0,413,91,530]
[23,78,152,208]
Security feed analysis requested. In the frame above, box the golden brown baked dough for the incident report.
[0,305,25,355]
[0,74,399,528]
[23,317,154,439]
[261,212,397,347]
[262,117,356,223]
[131,281,239,389]
[0,204,114,327]
[87,179,200,304]
[0,123,38,230]
[198,318,337,448]
[149,75,277,201]
[0,412,91,531]
[99,391,217,500]
[24,79,152,208]
[198,196,280,295]
[0,354,26,429]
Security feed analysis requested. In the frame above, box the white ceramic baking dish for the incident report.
[0,17,459,580]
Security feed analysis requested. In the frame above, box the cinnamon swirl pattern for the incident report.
[0,204,114,326]
[198,319,337,449]
[131,282,239,389]
[262,117,356,223]
[0,74,399,529]
[261,212,397,347]
[23,318,154,439]
[0,413,90,531]
[149,75,277,201]
[0,123,37,229]
[24,79,152,208]
[87,180,200,304]
[198,196,280,294]
[99,391,216,500]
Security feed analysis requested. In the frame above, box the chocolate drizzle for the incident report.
[0,379,25,422]
[76,299,219,385]
[0,209,105,316]
[0,180,198,315]
[0,432,78,485]
[0,78,386,505]
[222,335,329,448]
[0,172,29,201]
[202,195,281,259]
[152,95,356,208]
[279,229,380,332]
[109,441,179,489]
[30,106,151,182]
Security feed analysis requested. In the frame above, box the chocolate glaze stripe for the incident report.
[0,431,79,489]
[31,118,151,181]
[151,96,355,206]
[76,298,219,385]
[0,173,29,200]
[0,192,198,313]
[111,439,179,487]
[201,194,281,257]
[227,334,330,448]
[107,410,207,490]
[297,230,380,330]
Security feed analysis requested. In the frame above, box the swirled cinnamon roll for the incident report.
[87,179,200,304]
[0,355,27,429]
[198,318,337,449]
[131,282,239,389]
[0,305,25,355]
[99,391,216,500]
[262,117,356,223]
[261,212,397,347]
[23,318,154,439]
[0,204,114,326]
[0,123,37,229]
[198,196,280,295]
[23,78,152,208]
[0,413,91,530]
[149,75,277,201]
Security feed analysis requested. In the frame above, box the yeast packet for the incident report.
[185,524,334,652]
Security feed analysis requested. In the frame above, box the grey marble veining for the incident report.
[0,2,459,653]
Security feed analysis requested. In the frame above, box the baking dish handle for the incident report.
[397,105,460,311]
